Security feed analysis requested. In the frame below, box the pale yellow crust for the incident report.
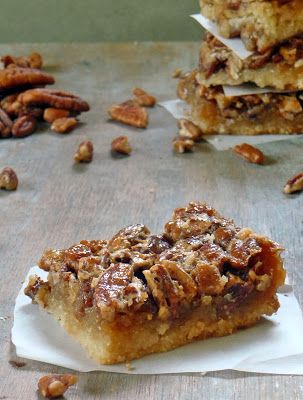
[200,0,303,52]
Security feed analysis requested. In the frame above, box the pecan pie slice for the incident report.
[200,0,303,53]
[178,70,303,135]
[198,33,303,90]
[25,202,285,364]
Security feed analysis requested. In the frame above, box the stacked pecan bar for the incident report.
[179,0,303,135]
[25,202,285,364]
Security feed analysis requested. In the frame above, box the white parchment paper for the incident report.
[11,266,303,374]
[159,99,303,150]
[223,85,295,97]
[190,14,253,59]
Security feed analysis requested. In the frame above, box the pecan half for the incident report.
[111,135,132,155]
[51,117,78,133]
[12,115,37,138]
[0,167,18,190]
[283,172,303,194]
[233,143,264,164]
[0,108,13,137]
[172,136,194,153]
[108,100,149,128]
[0,67,54,90]
[74,140,94,163]
[2,52,43,69]
[18,89,89,112]
[133,87,156,107]
[38,374,78,398]
[178,119,203,142]
[43,108,70,123]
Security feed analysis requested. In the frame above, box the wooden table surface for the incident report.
[1,42,303,400]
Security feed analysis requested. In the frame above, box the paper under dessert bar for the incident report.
[198,33,303,90]
[178,71,303,135]
[24,202,285,364]
[200,0,303,53]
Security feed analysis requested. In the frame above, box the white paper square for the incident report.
[11,266,303,375]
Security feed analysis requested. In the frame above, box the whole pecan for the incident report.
[12,115,37,138]
[283,172,303,194]
[0,167,18,190]
[108,100,148,128]
[38,374,78,398]
[43,107,70,123]
[18,88,89,112]
[51,117,78,133]
[0,108,13,137]
[233,143,264,164]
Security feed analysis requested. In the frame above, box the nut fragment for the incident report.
[74,140,94,163]
[1,52,43,69]
[43,108,70,123]
[172,136,194,153]
[133,87,156,107]
[51,117,78,134]
[108,100,148,128]
[0,167,18,190]
[172,68,183,78]
[12,115,37,138]
[178,119,203,142]
[283,172,303,194]
[233,143,264,164]
[38,374,78,398]
[111,135,132,155]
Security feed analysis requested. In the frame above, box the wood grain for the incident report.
[0,42,303,400]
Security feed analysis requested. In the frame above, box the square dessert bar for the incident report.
[178,71,303,135]
[25,202,285,364]
[200,0,303,53]
[198,33,303,90]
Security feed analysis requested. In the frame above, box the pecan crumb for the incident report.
[108,100,149,128]
[133,87,156,107]
[51,117,78,134]
[111,135,132,155]
[233,143,264,164]
[38,374,78,398]
[172,68,183,78]
[283,172,303,194]
[9,360,26,368]
[173,136,194,153]
[43,108,70,123]
[74,141,94,163]
[0,167,18,190]
[178,119,203,142]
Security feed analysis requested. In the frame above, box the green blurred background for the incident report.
[0,0,201,42]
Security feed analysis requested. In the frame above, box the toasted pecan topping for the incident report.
[28,202,284,322]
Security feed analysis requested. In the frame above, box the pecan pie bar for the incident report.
[200,0,303,53]
[25,203,285,364]
[178,70,303,135]
[198,33,303,90]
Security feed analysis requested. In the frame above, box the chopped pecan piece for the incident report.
[24,275,44,301]
[0,67,54,90]
[178,119,203,142]
[12,115,37,138]
[277,97,302,120]
[0,108,13,137]
[0,167,18,190]
[173,136,194,153]
[74,140,94,163]
[43,108,70,123]
[18,89,89,112]
[51,117,78,133]
[192,263,226,295]
[283,172,303,194]
[108,100,149,128]
[2,52,43,69]
[38,374,78,398]
[233,143,264,164]
[133,87,156,107]
[111,135,132,155]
